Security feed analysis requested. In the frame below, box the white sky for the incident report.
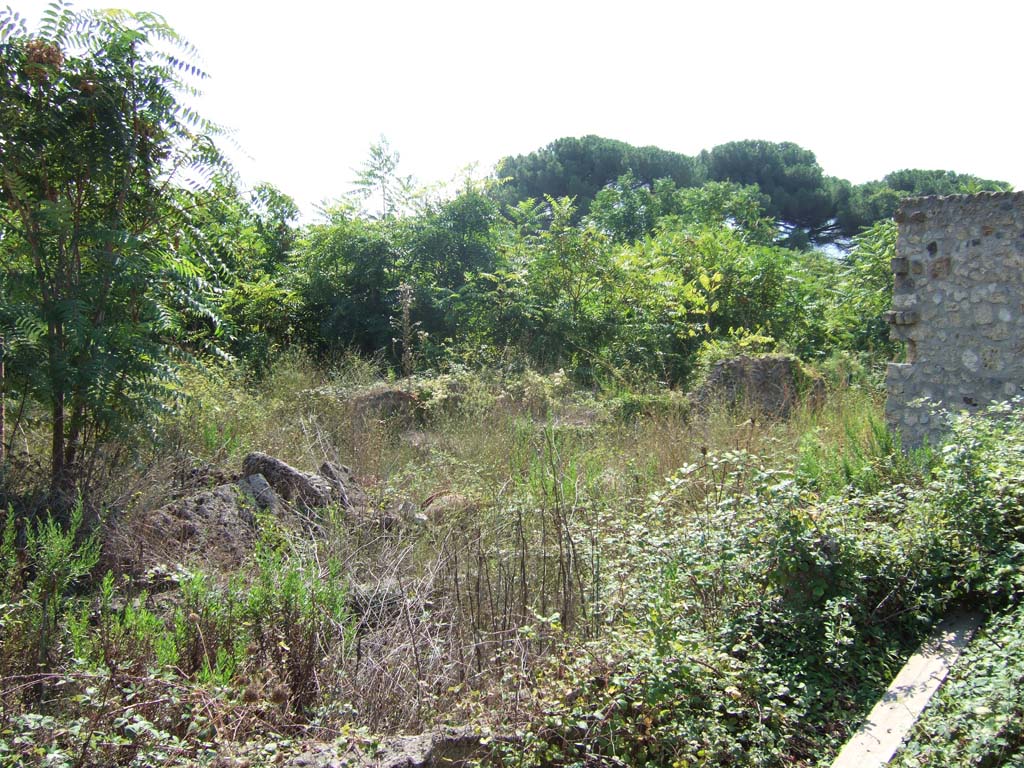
[10,0,1024,218]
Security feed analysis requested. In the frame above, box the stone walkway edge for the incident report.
[830,611,985,768]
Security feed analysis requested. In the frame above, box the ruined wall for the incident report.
[885,192,1024,447]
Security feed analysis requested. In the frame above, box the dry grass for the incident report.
[0,354,891,740]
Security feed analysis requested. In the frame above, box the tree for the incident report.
[586,172,664,243]
[823,219,899,356]
[587,176,777,246]
[702,140,837,245]
[831,179,905,240]
[174,178,300,372]
[833,171,1012,238]
[350,136,415,219]
[294,205,399,358]
[0,6,227,502]
[665,181,778,245]
[494,135,704,219]
[882,168,1011,197]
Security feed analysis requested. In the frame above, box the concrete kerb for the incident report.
[830,611,984,768]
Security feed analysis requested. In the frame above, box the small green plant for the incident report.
[695,326,778,369]
[796,409,923,497]
[0,501,100,676]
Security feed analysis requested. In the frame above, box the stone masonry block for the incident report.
[888,192,1024,448]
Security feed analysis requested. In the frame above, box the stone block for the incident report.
[929,257,951,279]
[982,324,1011,341]
[961,349,980,372]
[973,304,994,324]
[891,257,909,275]
[887,362,914,379]
[883,310,919,326]
[893,293,919,310]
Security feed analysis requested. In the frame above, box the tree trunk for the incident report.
[48,323,73,510]
[51,390,66,501]
[63,399,84,487]
[0,335,5,464]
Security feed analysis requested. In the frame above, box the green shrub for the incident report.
[71,521,354,713]
[505,403,1024,766]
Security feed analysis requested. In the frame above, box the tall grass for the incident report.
[2,353,939,765]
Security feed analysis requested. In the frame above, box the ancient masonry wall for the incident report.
[885,192,1024,447]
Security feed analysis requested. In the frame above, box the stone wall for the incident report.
[885,192,1024,447]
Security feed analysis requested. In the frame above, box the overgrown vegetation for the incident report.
[1,4,1021,767]
[2,359,1023,765]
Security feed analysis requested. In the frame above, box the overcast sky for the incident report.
[11,0,1024,217]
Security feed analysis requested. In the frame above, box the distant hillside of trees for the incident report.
[495,136,1012,246]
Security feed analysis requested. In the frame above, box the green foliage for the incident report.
[1,509,355,766]
[695,327,778,369]
[495,134,1011,250]
[180,179,299,278]
[796,410,917,497]
[349,135,416,219]
[70,522,354,706]
[505,404,1024,766]
[293,179,502,367]
[0,5,228,499]
[701,140,837,244]
[522,197,616,372]
[823,219,899,357]
[221,275,300,374]
[451,196,822,386]
[179,178,300,371]
[884,168,1012,197]
[587,175,777,246]
[834,170,1011,237]
[287,174,891,386]
[476,197,729,383]
[494,135,705,218]
[586,171,666,243]
[294,206,399,357]
[0,501,99,677]
[832,179,907,238]
[889,406,1024,768]
[668,181,779,245]
[636,224,815,369]
[277,133,1011,386]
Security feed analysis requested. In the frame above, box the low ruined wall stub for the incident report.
[885,191,1024,447]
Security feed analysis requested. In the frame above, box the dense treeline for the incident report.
[271,135,1006,378]
[201,170,902,385]
[497,135,1011,245]
[224,150,913,383]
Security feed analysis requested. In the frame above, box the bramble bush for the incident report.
[498,402,1024,767]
